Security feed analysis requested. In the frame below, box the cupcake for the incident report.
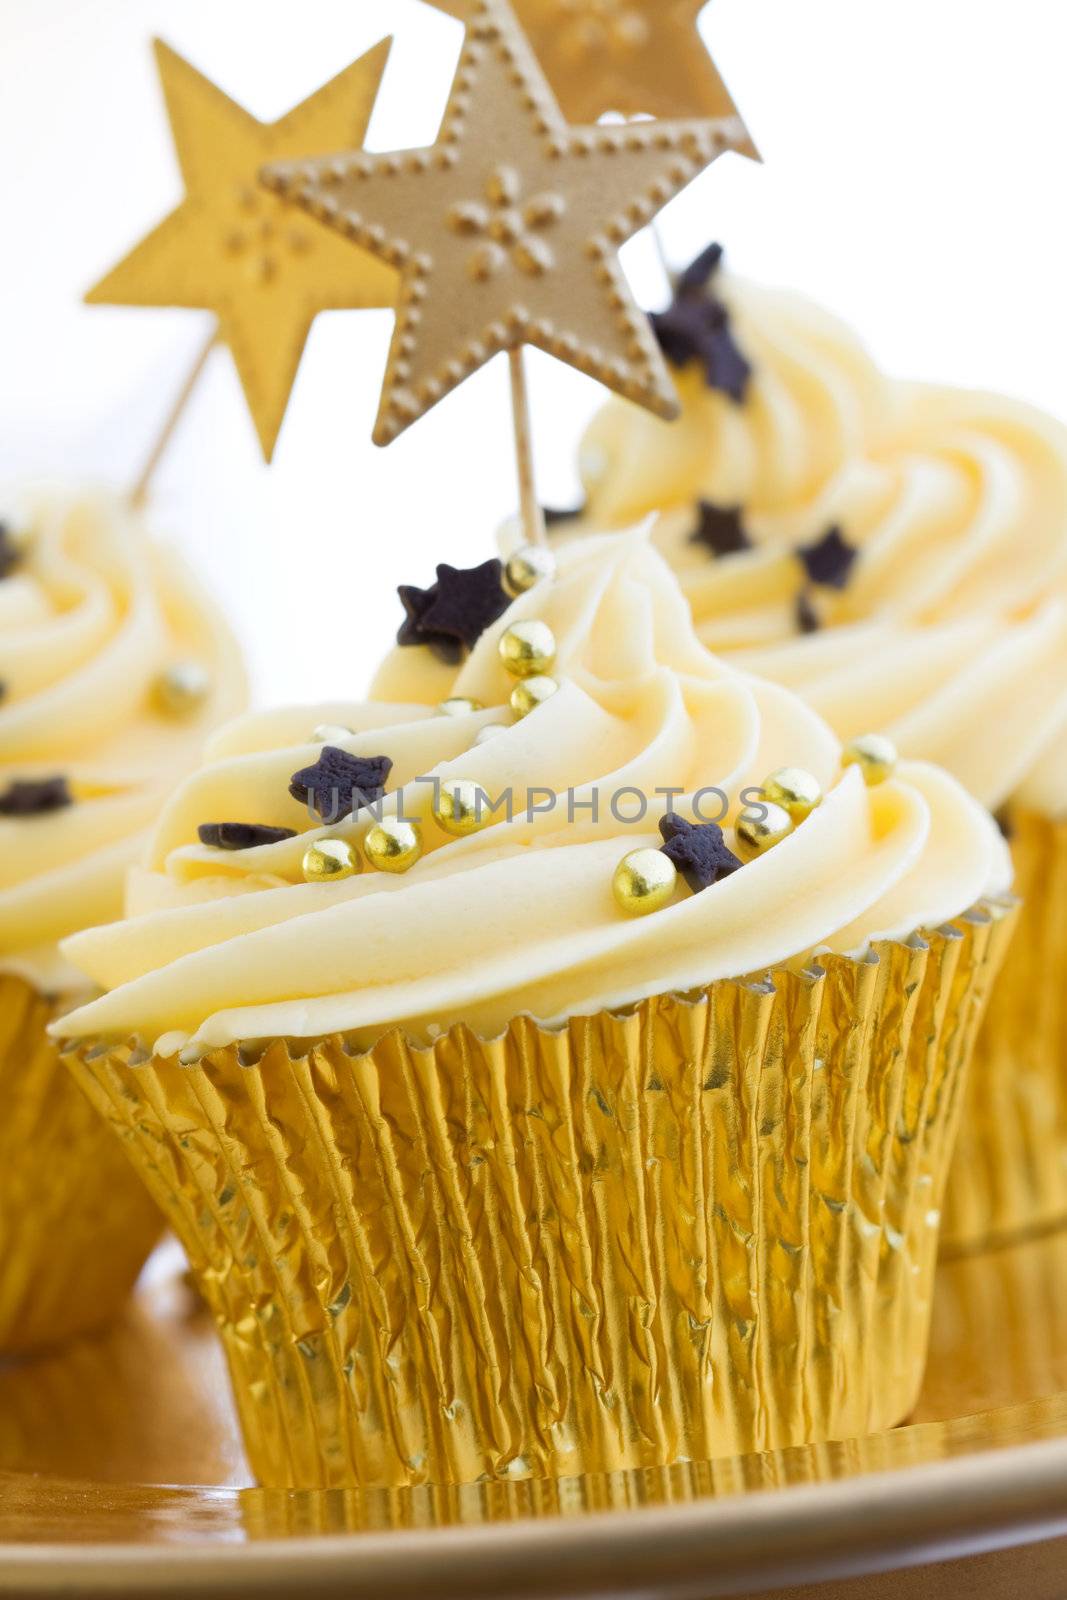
[57,531,1012,1487]
[0,486,246,1352]
[571,249,1067,1251]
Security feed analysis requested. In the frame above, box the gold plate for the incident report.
[3,1231,1067,1599]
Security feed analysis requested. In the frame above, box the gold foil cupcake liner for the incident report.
[232,1424,972,1538]
[66,904,1014,1490]
[943,813,1067,1253]
[0,974,162,1355]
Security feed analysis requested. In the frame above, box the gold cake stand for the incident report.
[2,1228,1067,1599]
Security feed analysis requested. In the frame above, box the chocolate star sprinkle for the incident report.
[0,525,22,581]
[397,559,511,664]
[650,242,752,404]
[659,813,743,894]
[0,776,73,817]
[676,241,725,298]
[543,504,585,527]
[198,823,298,852]
[289,747,393,824]
[689,500,751,559]
[798,526,857,591]
[650,297,752,403]
[796,591,821,635]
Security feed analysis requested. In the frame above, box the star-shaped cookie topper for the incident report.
[261,0,748,446]
[430,0,755,152]
[86,39,398,461]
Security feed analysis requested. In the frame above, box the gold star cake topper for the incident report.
[430,0,755,149]
[261,0,746,446]
[87,39,397,461]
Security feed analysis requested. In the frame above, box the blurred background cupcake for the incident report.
[58,531,1012,1487]
[569,248,1067,1251]
[0,484,246,1353]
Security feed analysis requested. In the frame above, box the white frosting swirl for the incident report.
[0,489,247,993]
[578,275,1067,816]
[56,532,1009,1053]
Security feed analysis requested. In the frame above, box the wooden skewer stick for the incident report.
[129,328,217,509]
[508,346,547,550]
[649,220,675,293]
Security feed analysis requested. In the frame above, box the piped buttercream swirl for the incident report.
[56,531,1009,1053]
[577,274,1067,816]
[0,489,246,993]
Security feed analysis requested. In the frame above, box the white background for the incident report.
[2,0,1065,704]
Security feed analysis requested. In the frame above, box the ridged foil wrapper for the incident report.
[233,1421,977,1537]
[0,974,162,1356]
[944,813,1067,1252]
[66,905,1014,1490]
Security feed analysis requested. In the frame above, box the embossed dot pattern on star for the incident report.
[262,0,749,446]
[430,0,757,138]
[86,39,398,460]
[449,163,567,281]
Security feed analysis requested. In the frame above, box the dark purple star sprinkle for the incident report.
[397,559,511,663]
[795,590,821,635]
[198,822,298,851]
[676,241,725,298]
[649,242,752,405]
[659,813,743,895]
[289,747,393,824]
[689,500,751,559]
[0,524,22,581]
[0,776,74,817]
[651,299,752,403]
[542,504,585,527]
[798,526,857,591]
